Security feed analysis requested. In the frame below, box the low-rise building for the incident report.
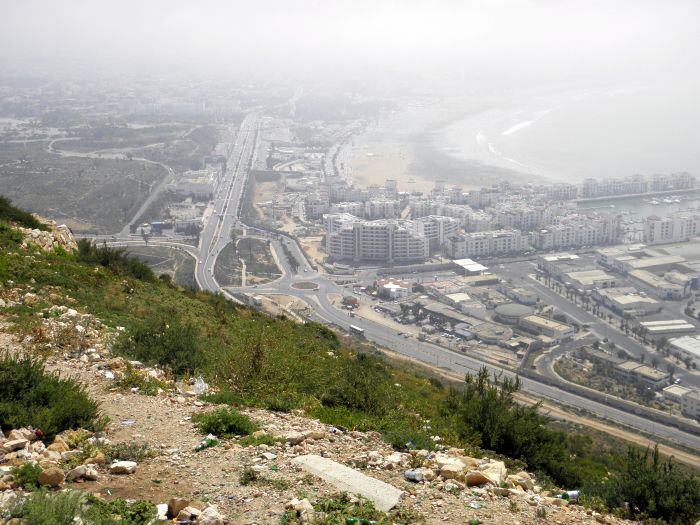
[375,278,412,299]
[662,384,692,403]
[668,335,700,369]
[639,320,697,336]
[591,287,661,316]
[518,315,574,342]
[564,269,617,290]
[681,390,700,420]
[614,361,671,389]
[629,269,689,299]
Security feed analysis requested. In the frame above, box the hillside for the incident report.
[0,198,699,524]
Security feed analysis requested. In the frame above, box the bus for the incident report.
[349,325,365,337]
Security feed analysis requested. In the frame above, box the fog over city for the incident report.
[2,0,699,84]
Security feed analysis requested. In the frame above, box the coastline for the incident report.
[347,95,542,193]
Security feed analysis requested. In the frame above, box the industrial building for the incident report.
[591,287,661,316]
[518,315,574,343]
[668,335,700,369]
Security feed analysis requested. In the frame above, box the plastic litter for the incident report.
[195,434,219,451]
[468,502,482,509]
[193,376,209,395]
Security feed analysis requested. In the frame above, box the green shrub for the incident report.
[13,462,42,489]
[76,239,154,282]
[264,395,295,413]
[0,195,46,230]
[192,407,258,438]
[237,433,279,447]
[10,490,84,524]
[83,496,157,524]
[320,354,392,414]
[0,354,104,440]
[201,390,244,406]
[582,445,700,524]
[0,221,24,249]
[113,318,205,376]
[103,442,151,464]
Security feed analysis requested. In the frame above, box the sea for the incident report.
[440,83,700,185]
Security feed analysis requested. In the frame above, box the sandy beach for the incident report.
[347,96,536,193]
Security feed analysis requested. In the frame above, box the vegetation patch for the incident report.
[0,354,104,440]
[192,407,258,438]
[0,195,47,230]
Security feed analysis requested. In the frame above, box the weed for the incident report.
[12,462,42,490]
[193,407,258,438]
[104,442,151,464]
[239,467,259,486]
[536,507,547,519]
[113,364,169,396]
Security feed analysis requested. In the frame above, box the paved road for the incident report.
[195,115,259,294]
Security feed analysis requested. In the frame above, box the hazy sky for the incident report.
[2,0,699,85]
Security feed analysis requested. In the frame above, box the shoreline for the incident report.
[347,95,543,193]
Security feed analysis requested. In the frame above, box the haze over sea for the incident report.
[441,84,700,184]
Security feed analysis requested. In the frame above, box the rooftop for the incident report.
[669,335,700,358]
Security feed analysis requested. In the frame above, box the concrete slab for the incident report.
[291,454,403,512]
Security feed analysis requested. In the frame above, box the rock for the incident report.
[47,441,69,453]
[479,460,507,485]
[404,467,436,483]
[261,452,277,460]
[66,465,87,481]
[83,466,99,481]
[546,497,569,507]
[197,505,225,525]
[464,470,494,487]
[83,451,105,465]
[439,463,465,481]
[109,461,137,474]
[488,486,512,497]
[178,507,202,520]
[507,474,535,491]
[3,439,28,452]
[38,466,65,487]
[284,431,305,445]
[287,498,314,521]
[292,454,403,513]
[302,430,326,441]
[168,497,190,518]
[8,428,37,442]
[156,504,168,521]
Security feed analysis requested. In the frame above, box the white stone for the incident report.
[292,454,403,512]
[109,461,137,474]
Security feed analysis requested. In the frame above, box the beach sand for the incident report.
[347,96,538,193]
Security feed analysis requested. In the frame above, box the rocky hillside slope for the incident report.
[0,216,646,524]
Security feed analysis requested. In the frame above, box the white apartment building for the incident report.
[414,215,460,251]
[446,229,530,258]
[531,213,621,250]
[324,214,429,264]
[579,176,649,198]
[644,212,700,245]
